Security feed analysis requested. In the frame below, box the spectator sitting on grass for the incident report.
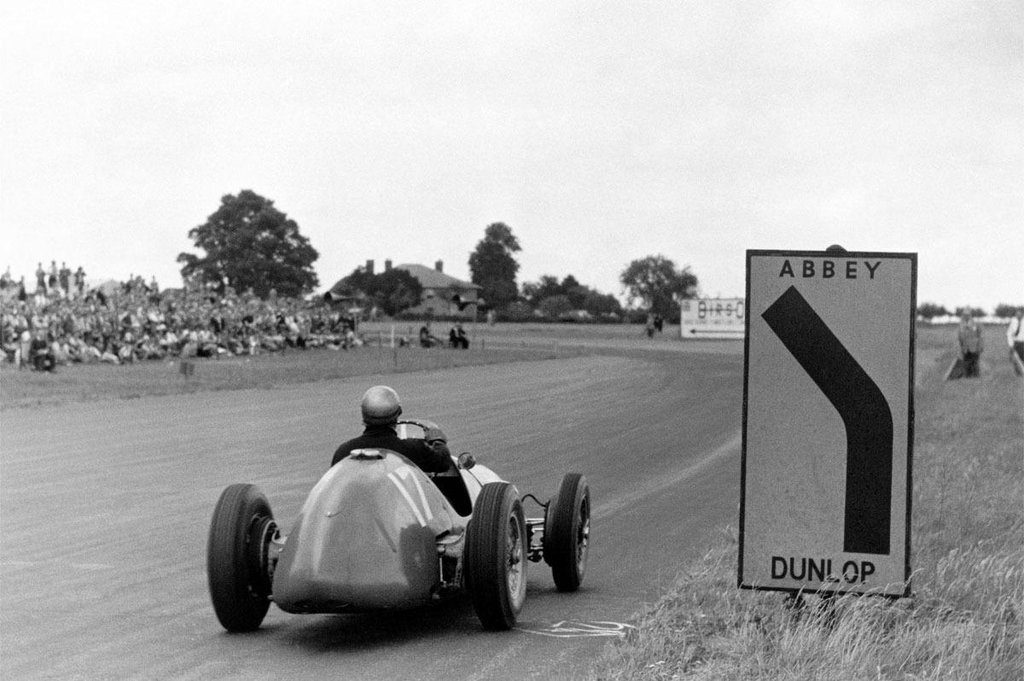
[30,329,56,372]
[449,323,469,349]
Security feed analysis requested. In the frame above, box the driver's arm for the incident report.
[419,438,453,473]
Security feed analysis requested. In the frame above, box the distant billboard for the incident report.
[680,298,745,339]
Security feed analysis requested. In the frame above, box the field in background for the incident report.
[590,324,1023,680]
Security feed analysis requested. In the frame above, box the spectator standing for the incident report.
[35,262,46,295]
[74,266,86,298]
[59,262,71,297]
[1007,308,1024,373]
[957,310,984,378]
[18,327,32,368]
[48,261,59,294]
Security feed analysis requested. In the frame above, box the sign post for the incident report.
[739,249,916,597]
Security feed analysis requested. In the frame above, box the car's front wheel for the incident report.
[464,482,527,630]
[543,473,590,592]
[206,483,276,632]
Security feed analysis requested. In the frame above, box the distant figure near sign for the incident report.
[1008,309,1024,375]
[956,311,984,378]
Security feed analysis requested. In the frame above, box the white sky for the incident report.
[1,1,1021,311]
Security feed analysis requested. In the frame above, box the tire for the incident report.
[464,482,527,631]
[206,483,276,632]
[543,473,590,592]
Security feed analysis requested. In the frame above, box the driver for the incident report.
[330,385,452,472]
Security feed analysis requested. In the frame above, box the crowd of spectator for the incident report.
[1,266,361,371]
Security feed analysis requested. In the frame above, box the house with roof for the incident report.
[392,260,481,318]
[324,259,481,318]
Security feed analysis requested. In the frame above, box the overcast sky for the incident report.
[2,1,1020,311]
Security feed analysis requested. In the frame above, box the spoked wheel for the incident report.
[206,483,277,632]
[464,482,527,630]
[543,473,590,592]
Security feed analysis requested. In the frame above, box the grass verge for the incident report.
[0,343,581,410]
[590,326,1023,680]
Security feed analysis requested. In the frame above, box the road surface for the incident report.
[1,341,742,680]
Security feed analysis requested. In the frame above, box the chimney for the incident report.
[385,259,392,272]
[365,259,375,275]
[435,260,443,273]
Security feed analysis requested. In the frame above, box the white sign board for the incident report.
[679,298,745,339]
[740,250,915,597]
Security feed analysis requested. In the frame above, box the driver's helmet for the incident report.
[361,385,402,426]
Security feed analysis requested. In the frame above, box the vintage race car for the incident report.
[206,419,590,632]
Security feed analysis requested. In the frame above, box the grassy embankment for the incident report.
[590,325,1023,680]
[0,335,585,410]
[0,321,680,409]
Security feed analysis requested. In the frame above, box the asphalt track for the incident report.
[1,338,743,680]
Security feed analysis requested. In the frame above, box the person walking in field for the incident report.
[957,310,984,378]
[1007,308,1024,375]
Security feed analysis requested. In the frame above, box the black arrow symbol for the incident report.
[762,286,892,555]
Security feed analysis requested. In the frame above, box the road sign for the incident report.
[739,250,916,597]
[679,298,745,339]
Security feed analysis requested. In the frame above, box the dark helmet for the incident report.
[360,385,402,426]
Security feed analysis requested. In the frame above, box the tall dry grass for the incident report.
[591,326,1023,680]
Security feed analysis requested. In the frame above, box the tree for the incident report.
[339,266,423,316]
[468,222,521,310]
[559,274,589,309]
[620,255,698,318]
[954,306,987,319]
[994,303,1023,319]
[178,190,319,299]
[917,302,950,321]
[522,275,562,306]
[522,273,623,318]
[538,294,573,319]
[581,289,623,317]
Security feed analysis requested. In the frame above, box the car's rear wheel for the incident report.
[464,482,527,630]
[543,473,590,592]
[207,483,276,632]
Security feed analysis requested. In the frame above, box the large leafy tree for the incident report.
[341,266,423,316]
[521,275,562,306]
[468,222,521,310]
[620,255,698,318]
[538,294,573,319]
[178,190,319,298]
[581,289,623,317]
[523,273,623,317]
